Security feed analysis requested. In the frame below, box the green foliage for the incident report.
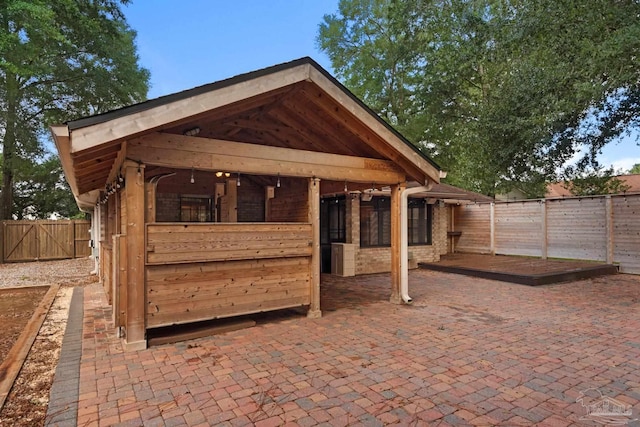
[629,163,640,174]
[13,155,80,219]
[563,166,631,196]
[0,0,150,219]
[318,0,640,197]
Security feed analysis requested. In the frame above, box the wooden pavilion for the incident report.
[51,58,442,350]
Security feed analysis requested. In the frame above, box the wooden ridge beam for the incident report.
[127,132,406,184]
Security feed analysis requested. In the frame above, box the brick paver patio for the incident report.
[59,270,640,426]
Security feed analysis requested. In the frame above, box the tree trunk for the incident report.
[1,73,18,220]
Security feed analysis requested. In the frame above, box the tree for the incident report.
[318,0,640,197]
[12,155,80,219]
[629,163,640,174]
[0,0,150,219]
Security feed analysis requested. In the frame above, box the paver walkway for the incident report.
[57,270,640,426]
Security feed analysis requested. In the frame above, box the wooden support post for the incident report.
[606,195,614,264]
[0,221,4,264]
[145,182,156,223]
[390,183,402,304]
[124,162,146,350]
[227,179,238,222]
[307,177,322,318]
[541,200,548,260]
[450,206,455,254]
[490,202,496,255]
[99,201,107,282]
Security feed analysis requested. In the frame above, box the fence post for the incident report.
[0,221,4,264]
[541,200,547,259]
[606,195,613,264]
[490,202,495,255]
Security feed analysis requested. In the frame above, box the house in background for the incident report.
[497,174,640,201]
[546,174,640,197]
[51,57,484,349]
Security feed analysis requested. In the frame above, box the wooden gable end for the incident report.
[55,58,440,205]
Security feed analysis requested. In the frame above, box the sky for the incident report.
[122,1,639,174]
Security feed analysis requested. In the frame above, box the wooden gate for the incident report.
[1,220,91,263]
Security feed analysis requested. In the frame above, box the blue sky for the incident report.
[123,1,639,173]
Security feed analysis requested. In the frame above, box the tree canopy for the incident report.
[0,0,150,219]
[629,163,640,174]
[318,0,640,197]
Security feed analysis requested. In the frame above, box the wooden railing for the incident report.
[146,222,312,264]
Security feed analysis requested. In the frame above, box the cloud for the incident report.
[610,157,640,173]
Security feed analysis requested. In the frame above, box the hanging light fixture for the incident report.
[190,168,195,184]
[276,173,281,188]
[236,172,241,187]
[183,126,201,137]
[344,181,348,193]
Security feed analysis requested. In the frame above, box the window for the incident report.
[408,199,433,245]
[321,196,346,245]
[180,196,213,222]
[360,196,433,247]
[360,197,391,247]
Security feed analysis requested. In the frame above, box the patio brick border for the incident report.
[45,287,84,427]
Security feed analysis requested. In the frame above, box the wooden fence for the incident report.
[1,220,91,263]
[453,194,640,274]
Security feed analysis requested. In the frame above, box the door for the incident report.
[320,196,346,273]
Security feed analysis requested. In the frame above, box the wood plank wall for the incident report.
[145,223,313,328]
[546,198,607,260]
[453,194,640,273]
[494,202,542,257]
[454,204,491,253]
[613,196,640,274]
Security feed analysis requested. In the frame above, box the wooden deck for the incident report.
[419,254,618,286]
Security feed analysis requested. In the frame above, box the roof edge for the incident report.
[67,57,315,131]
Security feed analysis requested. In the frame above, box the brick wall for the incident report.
[351,201,447,275]
[268,178,308,222]
[238,178,265,222]
[433,204,448,256]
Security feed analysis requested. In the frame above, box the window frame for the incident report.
[359,196,433,248]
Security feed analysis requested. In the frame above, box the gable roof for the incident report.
[408,182,493,203]
[52,57,441,210]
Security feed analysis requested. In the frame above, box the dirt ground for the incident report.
[0,258,96,427]
[0,286,48,364]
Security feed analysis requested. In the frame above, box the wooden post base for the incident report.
[307,309,322,319]
[123,339,147,352]
[389,293,402,305]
